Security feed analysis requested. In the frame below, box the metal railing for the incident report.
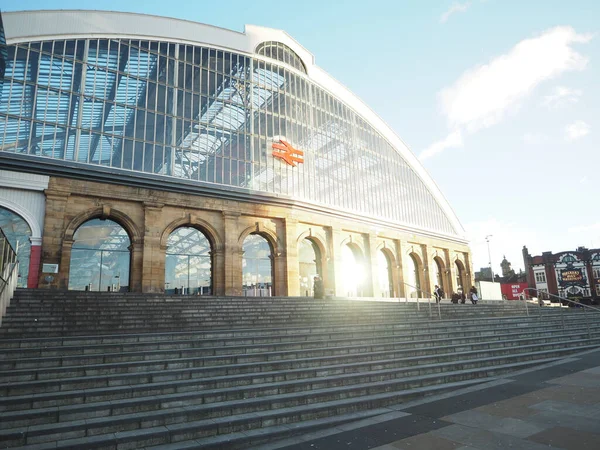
[0,228,19,325]
[520,288,600,339]
[402,282,442,319]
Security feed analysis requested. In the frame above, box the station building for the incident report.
[0,10,473,297]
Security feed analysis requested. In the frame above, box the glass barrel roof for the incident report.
[0,36,458,237]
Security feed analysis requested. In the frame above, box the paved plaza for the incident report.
[262,348,600,450]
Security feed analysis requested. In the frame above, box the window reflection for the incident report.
[68,218,130,291]
[242,233,272,296]
[0,37,457,236]
[406,254,421,298]
[165,227,212,295]
[298,238,321,297]
[377,251,393,298]
[0,207,32,287]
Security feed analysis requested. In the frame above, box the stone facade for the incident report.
[39,177,473,297]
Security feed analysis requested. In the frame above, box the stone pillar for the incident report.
[421,244,432,296]
[141,203,164,293]
[328,226,344,297]
[223,212,242,296]
[284,218,299,296]
[40,192,69,289]
[394,239,405,298]
[444,248,454,295]
[273,254,287,296]
[27,237,42,288]
[463,251,473,291]
[367,233,379,298]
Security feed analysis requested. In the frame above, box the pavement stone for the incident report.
[269,349,600,450]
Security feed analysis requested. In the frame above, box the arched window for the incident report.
[68,218,130,291]
[242,234,273,296]
[165,227,212,295]
[255,41,307,73]
[377,250,394,298]
[341,244,365,297]
[0,206,32,288]
[406,254,422,298]
[298,238,321,297]
[433,257,444,290]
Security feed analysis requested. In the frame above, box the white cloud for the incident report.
[564,120,590,140]
[420,130,463,160]
[440,2,471,24]
[523,132,548,145]
[580,175,589,184]
[422,26,593,159]
[542,86,583,109]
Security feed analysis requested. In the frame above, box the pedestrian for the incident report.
[469,285,479,304]
[451,292,459,304]
[459,289,466,304]
[434,285,444,303]
[313,275,324,299]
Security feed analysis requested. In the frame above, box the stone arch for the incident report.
[377,245,398,297]
[297,229,328,260]
[406,251,425,297]
[0,198,41,239]
[160,215,223,252]
[296,229,328,296]
[238,223,281,256]
[455,258,467,292]
[64,206,141,245]
[61,206,142,291]
[432,255,449,296]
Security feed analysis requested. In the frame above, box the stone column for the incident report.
[223,212,242,296]
[421,244,432,296]
[394,239,405,298]
[283,218,299,296]
[443,248,454,295]
[273,254,287,296]
[463,252,473,291]
[367,233,379,298]
[328,226,344,297]
[141,202,164,293]
[40,192,69,289]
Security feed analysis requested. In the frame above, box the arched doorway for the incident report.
[298,238,321,297]
[165,227,212,295]
[377,250,394,297]
[242,233,273,296]
[455,259,466,294]
[406,253,422,298]
[433,256,445,295]
[341,244,365,297]
[0,206,32,288]
[68,218,131,291]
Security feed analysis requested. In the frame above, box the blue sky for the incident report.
[3,0,599,274]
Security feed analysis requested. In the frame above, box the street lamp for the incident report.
[485,235,495,282]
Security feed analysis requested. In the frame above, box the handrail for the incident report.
[520,287,600,313]
[0,228,19,326]
[401,282,442,319]
[520,287,600,339]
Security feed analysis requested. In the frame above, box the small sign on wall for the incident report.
[42,264,59,273]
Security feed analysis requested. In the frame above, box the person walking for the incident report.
[313,275,324,299]
[469,285,479,304]
[434,285,444,303]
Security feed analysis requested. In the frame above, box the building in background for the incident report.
[0,10,472,297]
[523,245,600,304]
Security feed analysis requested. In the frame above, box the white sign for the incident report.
[42,264,59,273]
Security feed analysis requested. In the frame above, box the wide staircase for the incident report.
[1,290,599,449]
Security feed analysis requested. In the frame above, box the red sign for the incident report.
[272,139,304,166]
[500,282,529,300]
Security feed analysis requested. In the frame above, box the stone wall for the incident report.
[39,177,473,297]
